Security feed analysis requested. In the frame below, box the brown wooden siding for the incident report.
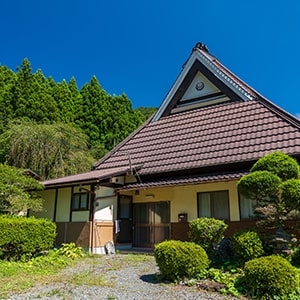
[55,222,90,247]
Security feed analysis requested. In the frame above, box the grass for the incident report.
[0,251,74,298]
[69,270,111,287]
[0,251,154,299]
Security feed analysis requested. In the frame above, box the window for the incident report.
[197,190,229,220]
[72,192,89,211]
[239,193,257,219]
[239,193,269,219]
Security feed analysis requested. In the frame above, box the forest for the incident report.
[0,58,157,180]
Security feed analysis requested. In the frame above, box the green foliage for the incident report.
[291,247,300,267]
[0,58,147,176]
[238,152,300,235]
[211,238,237,269]
[281,178,300,211]
[238,170,281,202]
[251,151,300,181]
[189,218,228,252]
[0,246,77,298]
[231,231,264,265]
[154,240,210,281]
[135,106,157,120]
[243,255,299,299]
[76,77,144,151]
[56,242,85,259]
[0,164,44,214]
[0,216,56,261]
[206,268,240,297]
[0,120,95,180]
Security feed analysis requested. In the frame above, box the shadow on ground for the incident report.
[140,274,160,284]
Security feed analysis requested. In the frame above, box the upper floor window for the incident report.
[72,192,89,211]
[197,190,229,220]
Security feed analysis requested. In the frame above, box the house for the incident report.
[32,42,300,253]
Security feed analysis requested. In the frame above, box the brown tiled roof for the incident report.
[42,166,138,188]
[94,100,300,175]
[44,43,300,187]
[119,171,248,191]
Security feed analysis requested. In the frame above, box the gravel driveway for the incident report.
[9,254,243,300]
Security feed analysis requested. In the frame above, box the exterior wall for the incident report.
[33,189,56,220]
[121,179,242,245]
[56,187,72,221]
[33,184,116,251]
[93,186,117,253]
[95,186,117,221]
[34,179,242,248]
[56,221,90,248]
[71,185,92,222]
[129,179,240,223]
[93,221,114,254]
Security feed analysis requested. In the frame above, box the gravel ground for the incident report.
[9,254,244,300]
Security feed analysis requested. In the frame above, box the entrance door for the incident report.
[116,195,133,244]
[133,201,170,248]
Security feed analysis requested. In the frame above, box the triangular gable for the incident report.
[152,42,257,121]
[93,42,300,177]
[181,71,221,101]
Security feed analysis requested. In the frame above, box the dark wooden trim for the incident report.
[53,188,58,222]
[89,184,95,222]
[69,186,74,222]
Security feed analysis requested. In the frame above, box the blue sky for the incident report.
[1,1,300,117]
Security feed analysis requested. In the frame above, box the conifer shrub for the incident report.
[189,218,228,252]
[231,231,264,265]
[0,215,56,260]
[291,247,300,267]
[154,240,209,281]
[243,255,299,299]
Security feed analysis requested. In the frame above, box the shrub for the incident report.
[212,237,237,268]
[231,231,264,265]
[56,242,85,259]
[0,215,56,260]
[243,255,299,299]
[154,240,209,281]
[250,151,300,181]
[291,247,300,267]
[189,218,228,252]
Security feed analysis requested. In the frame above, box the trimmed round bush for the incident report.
[189,217,228,252]
[244,255,299,298]
[231,231,264,265]
[250,151,300,181]
[154,240,209,281]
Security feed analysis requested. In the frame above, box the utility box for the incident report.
[178,213,188,222]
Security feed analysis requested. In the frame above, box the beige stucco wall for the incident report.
[55,187,72,221]
[129,179,240,222]
[33,189,56,220]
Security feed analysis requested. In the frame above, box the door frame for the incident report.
[116,194,133,244]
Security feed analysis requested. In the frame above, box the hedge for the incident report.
[0,215,56,260]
